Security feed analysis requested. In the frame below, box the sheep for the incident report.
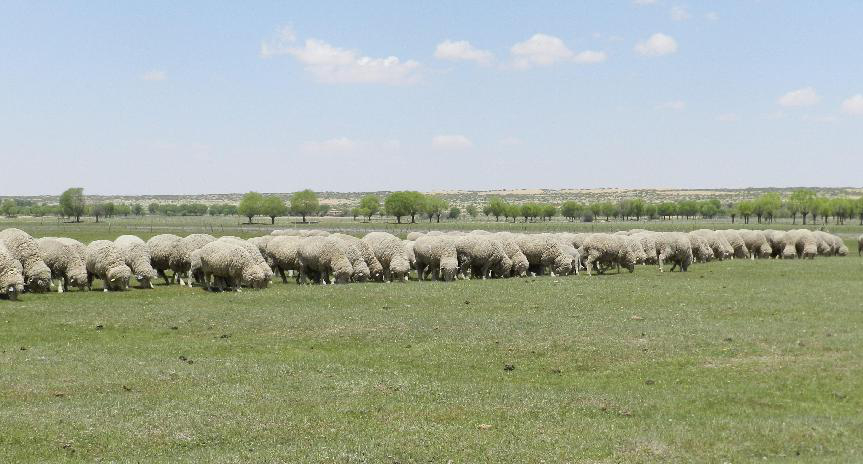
[631,232,659,264]
[580,234,635,275]
[763,230,787,259]
[36,237,88,292]
[403,240,417,271]
[717,230,750,259]
[621,235,647,266]
[266,236,303,283]
[686,233,715,263]
[248,236,277,272]
[297,236,354,284]
[455,235,512,279]
[169,234,215,287]
[825,234,848,256]
[270,229,301,237]
[738,230,772,259]
[338,239,370,282]
[0,228,53,292]
[146,234,182,285]
[198,241,268,291]
[362,232,410,282]
[406,232,425,241]
[413,235,459,281]
[84,240,132,291]
[691,229,733,260]
[331,233,384,281]
[0,242,24,300]
[655,232,694,272]
[56,237,87,260]
[114,235,157,289]
[217,237,273,287]
[492,232,529,277]
[782,229,817,259]
[811,231,835,256]
[514,233,574,276]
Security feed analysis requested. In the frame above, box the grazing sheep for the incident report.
[621,235,647,266]
[581,234,635,275]
[782,229,817,259]
[686,233,714,263]
[362,232,410,282]
[515,233,574,277]
[169,234,215,287]
[198,241,268,291]
[0,228,53,292]
[146,234,182,285]
[403,240,417,271]
[691,229,733,260]
[455,235,512,279]
[114,235,157,289]
[331,233,384,281]
[763,230,787,259]
[248,236,277,272]
[270,229,301,237]
[738,230,772,259]
[267,236,303,283]
[338,239,370,283]
[217,237,273,287]
[406,232,425,241]
[84,240,132,291]
[717,230,750,259]
[492,232,529,277]
[297,236,354,284]
[631,232,659,265]
[826,234,849,256]
[56,237,87,260]
[0,242,25,300]
[36,237,88,292]
[413,235,459,281]
[812,231,835,256]
[655,232,694,272]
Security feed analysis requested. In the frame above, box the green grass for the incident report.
[1,219,862,462]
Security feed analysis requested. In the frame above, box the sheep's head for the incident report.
[552,254,573,276]
[389,256,411,282]
[4,283,23,300]
[440,257,458,281]
[757,243,773,258]
[836,244,849,256]
[494,256,512,278]
[368,261,385,282]
[26,277,52,293]
[106,265,132,291]
[351,261,370,283]
[243,265,268,289]
[512,257,529,277]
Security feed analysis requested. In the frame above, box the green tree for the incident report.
[560,201,581,221]
[317,204,331,217]
[290,189,319,223]
[148,202,160,214]
[90,203,106,223]
[1,199,17,217]
[384,191,425,224]
[737,200,754,224]
[131,204,144,216]
[238,191,264,224]
[448,206,461,220]
[359,195,381,221]
[541,204,557,221]
[465,205,478,218]
[789,189,816,225]
[486,196,508,222]
[59,187,86,222]
[261,195,288,224]
[350,207,362,221]
[423,196,448,223]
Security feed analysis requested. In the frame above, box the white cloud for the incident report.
[841,94,863,115]
[432,135,473,150]
[261,27,420,85]
[634,33,678,57]
[657,100,686,111]
[573,50,607,64]
[510,34,573,68]
[778,87,819,107]
[716,113,738,122]
[670,6,691,21]
[705,11,720,21]
[300,137,358,154]
[434,40,493,65]
[141,70,167,81]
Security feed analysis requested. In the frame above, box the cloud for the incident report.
[634,33,678,57]
[141,70,167,81]
[573,50,607,63]
[657,100,686,111]
[434,40,493,65]
[300,137,357,154]
[432,135,473,150]
[705,11,720,21]
[778,87,819,107]
[716,113,738,122]
[841,94,863,115]
[261,27,420,85]
[670,6,691,21]
[510,34,573,68]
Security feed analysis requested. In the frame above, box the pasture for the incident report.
[1,218,861,462]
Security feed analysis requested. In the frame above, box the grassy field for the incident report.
[1,220,862,462]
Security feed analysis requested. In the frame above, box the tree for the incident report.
[91,203,106,223]
[448,206,461,220]
[359,195,381,221]
[384,191,425,224]
[261,195,288,224]
[59,187,86,222]
[290,189,319,223]
[132,204,144,216]
[560,201,581,222]
[486,196,508,222]
[317,204,331,217]
[423,196,448,223]
[148,202,160,214]
[1,199,17,217]
[466,205,478,218]
[541,204,557,221]
[103,202,116,218]
[789,189,816,225]
[238,191,264,224]
[737,200,754,224]
[350,207,361,221]
[756,193,781,224]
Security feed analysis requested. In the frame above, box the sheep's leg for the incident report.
[481,263,492,280]
[658,256,664,272]
[277,267,287,284]
[86,273,94,290]
[56,278,64,293]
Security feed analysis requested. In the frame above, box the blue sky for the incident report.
[1,1,862,195]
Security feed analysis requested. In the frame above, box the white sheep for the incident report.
[492,232,530,277]
[455,234,512,279]
[198,241,268,291]
[580,234,636,275]
[782,229,817,259]
[362,232,410,282]
[717,230,750,259]
[631,232,659,264]
[655,232,694,272]
[331,233,384,281]
[36,237,88,292]
[514,233,574,277]
[146,234,182,285]
[413,235,459,281]
[686,232,715,263]
[169,234,215,287]
[0,242,24,300]
[406,232,425,241]
[115,235,157,289]
[762,230,787,259]
[738,230,772,259]
[297,236,354,284]
[248,236,277,272]
[404,240,417,272]
[85,240,132,291]
[217,237,273,287]
[266,236,303,283]
[0,228,53,292]
[691,229,733,260]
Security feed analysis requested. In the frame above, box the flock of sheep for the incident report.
[0,227,859,299]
